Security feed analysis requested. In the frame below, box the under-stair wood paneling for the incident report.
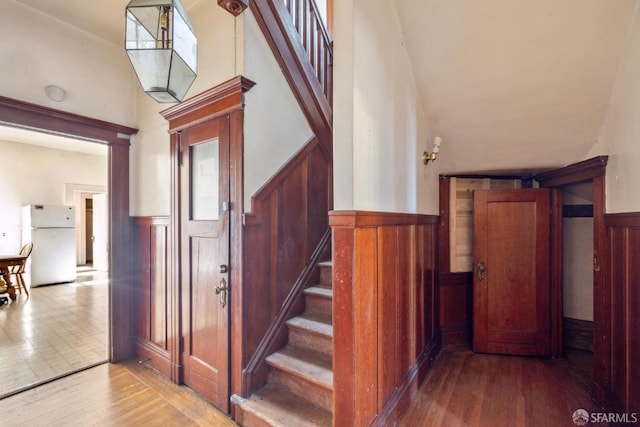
[602,213,640,414]
[131,216,171,378]
[242,136,332,394]
[330,211,440,427]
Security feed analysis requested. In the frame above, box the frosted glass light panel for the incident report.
[125,0,197,102]
[191,138,219,221]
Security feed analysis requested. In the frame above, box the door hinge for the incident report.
[177,148,183,166]
[222,201,232,212]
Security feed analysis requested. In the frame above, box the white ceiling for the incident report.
[394,0,638,174]
[0,125,108,156]
[13,0,202,45]
[7,0,639,175]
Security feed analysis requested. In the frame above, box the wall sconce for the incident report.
[125,0,197,103]
[423,137,442,165]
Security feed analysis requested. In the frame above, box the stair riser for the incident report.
[319,265,332,287]
[288,327,332,357]
[268,368,333,412]
[304,294,333,318]
[233,405,272,427]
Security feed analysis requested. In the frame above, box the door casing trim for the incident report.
[0,95,138,361]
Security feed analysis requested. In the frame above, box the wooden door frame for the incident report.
[535,156,608,360]
[0,95,138,362]
[160,77,255,399]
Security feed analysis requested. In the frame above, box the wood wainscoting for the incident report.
[131,216,171,378]
[600,213,640,414]
[329,211,440,427]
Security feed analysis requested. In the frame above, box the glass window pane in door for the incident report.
[191,138,219,220]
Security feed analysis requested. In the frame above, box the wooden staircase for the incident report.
[233,261,334,427]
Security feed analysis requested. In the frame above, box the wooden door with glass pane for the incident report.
[179,116,230,411]
[473,189,551,356]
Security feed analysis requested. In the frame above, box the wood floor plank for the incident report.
[399,349,608,427]
[1,362,236,427]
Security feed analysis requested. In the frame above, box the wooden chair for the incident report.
[9,243,33,296]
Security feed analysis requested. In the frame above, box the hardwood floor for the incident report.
[399,348,606,427]
[1,361,237,427]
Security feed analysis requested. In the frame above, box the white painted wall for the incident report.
[333,0,438,214]
[563,218,594,321]
[0,0,136,128]
[130,1,238,216]
[597,4,640,213]
[129,5,311,215]
[242,11,313,211]
[0,140,107,253]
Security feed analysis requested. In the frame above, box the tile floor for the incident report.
[0,266,108,398]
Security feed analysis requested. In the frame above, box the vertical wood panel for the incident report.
[627,227,640,411]
[604,213,640,414]
[377,226,397,411]
[330,211,440,427]
[131,216,171,377]
[355,227,378,426]
[150,225,168,348]
[332,227,355,427]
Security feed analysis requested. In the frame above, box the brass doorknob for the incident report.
[215,277,228,308]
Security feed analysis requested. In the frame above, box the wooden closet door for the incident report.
[473,189,551,356]
[179,116,230,411]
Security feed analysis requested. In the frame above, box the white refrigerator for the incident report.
[22,205,77,287]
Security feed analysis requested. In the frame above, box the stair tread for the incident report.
[304,286,333,299]
[234,386,332,427]
[287,315,333,337]
[266,347,333,390]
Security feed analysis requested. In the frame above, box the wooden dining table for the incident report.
[0,254,27,301]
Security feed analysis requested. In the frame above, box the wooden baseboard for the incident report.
[373,338,441,427]
[563,317,593,352]
[134,338,172,378]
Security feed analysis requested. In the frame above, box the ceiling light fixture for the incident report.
[423,136,442,165]
[45,85,67,102]
[217,0,248,16]
[125,0,197,103]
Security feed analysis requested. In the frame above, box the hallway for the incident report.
[0,346,605,426]
[399,348,605,427]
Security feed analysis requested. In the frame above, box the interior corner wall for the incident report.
[598,5,640,213]
[130,2,238,216]
[0,140,107,253]
[333,0,439,214]
[242,10,313,212]
[0,1,135,128]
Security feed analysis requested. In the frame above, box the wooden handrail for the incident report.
[282,0,333,105]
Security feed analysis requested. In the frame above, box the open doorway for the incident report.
[560,182,594,379]
[0,95,137,398]
[65,185,108,271]
[0,132,110,398]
